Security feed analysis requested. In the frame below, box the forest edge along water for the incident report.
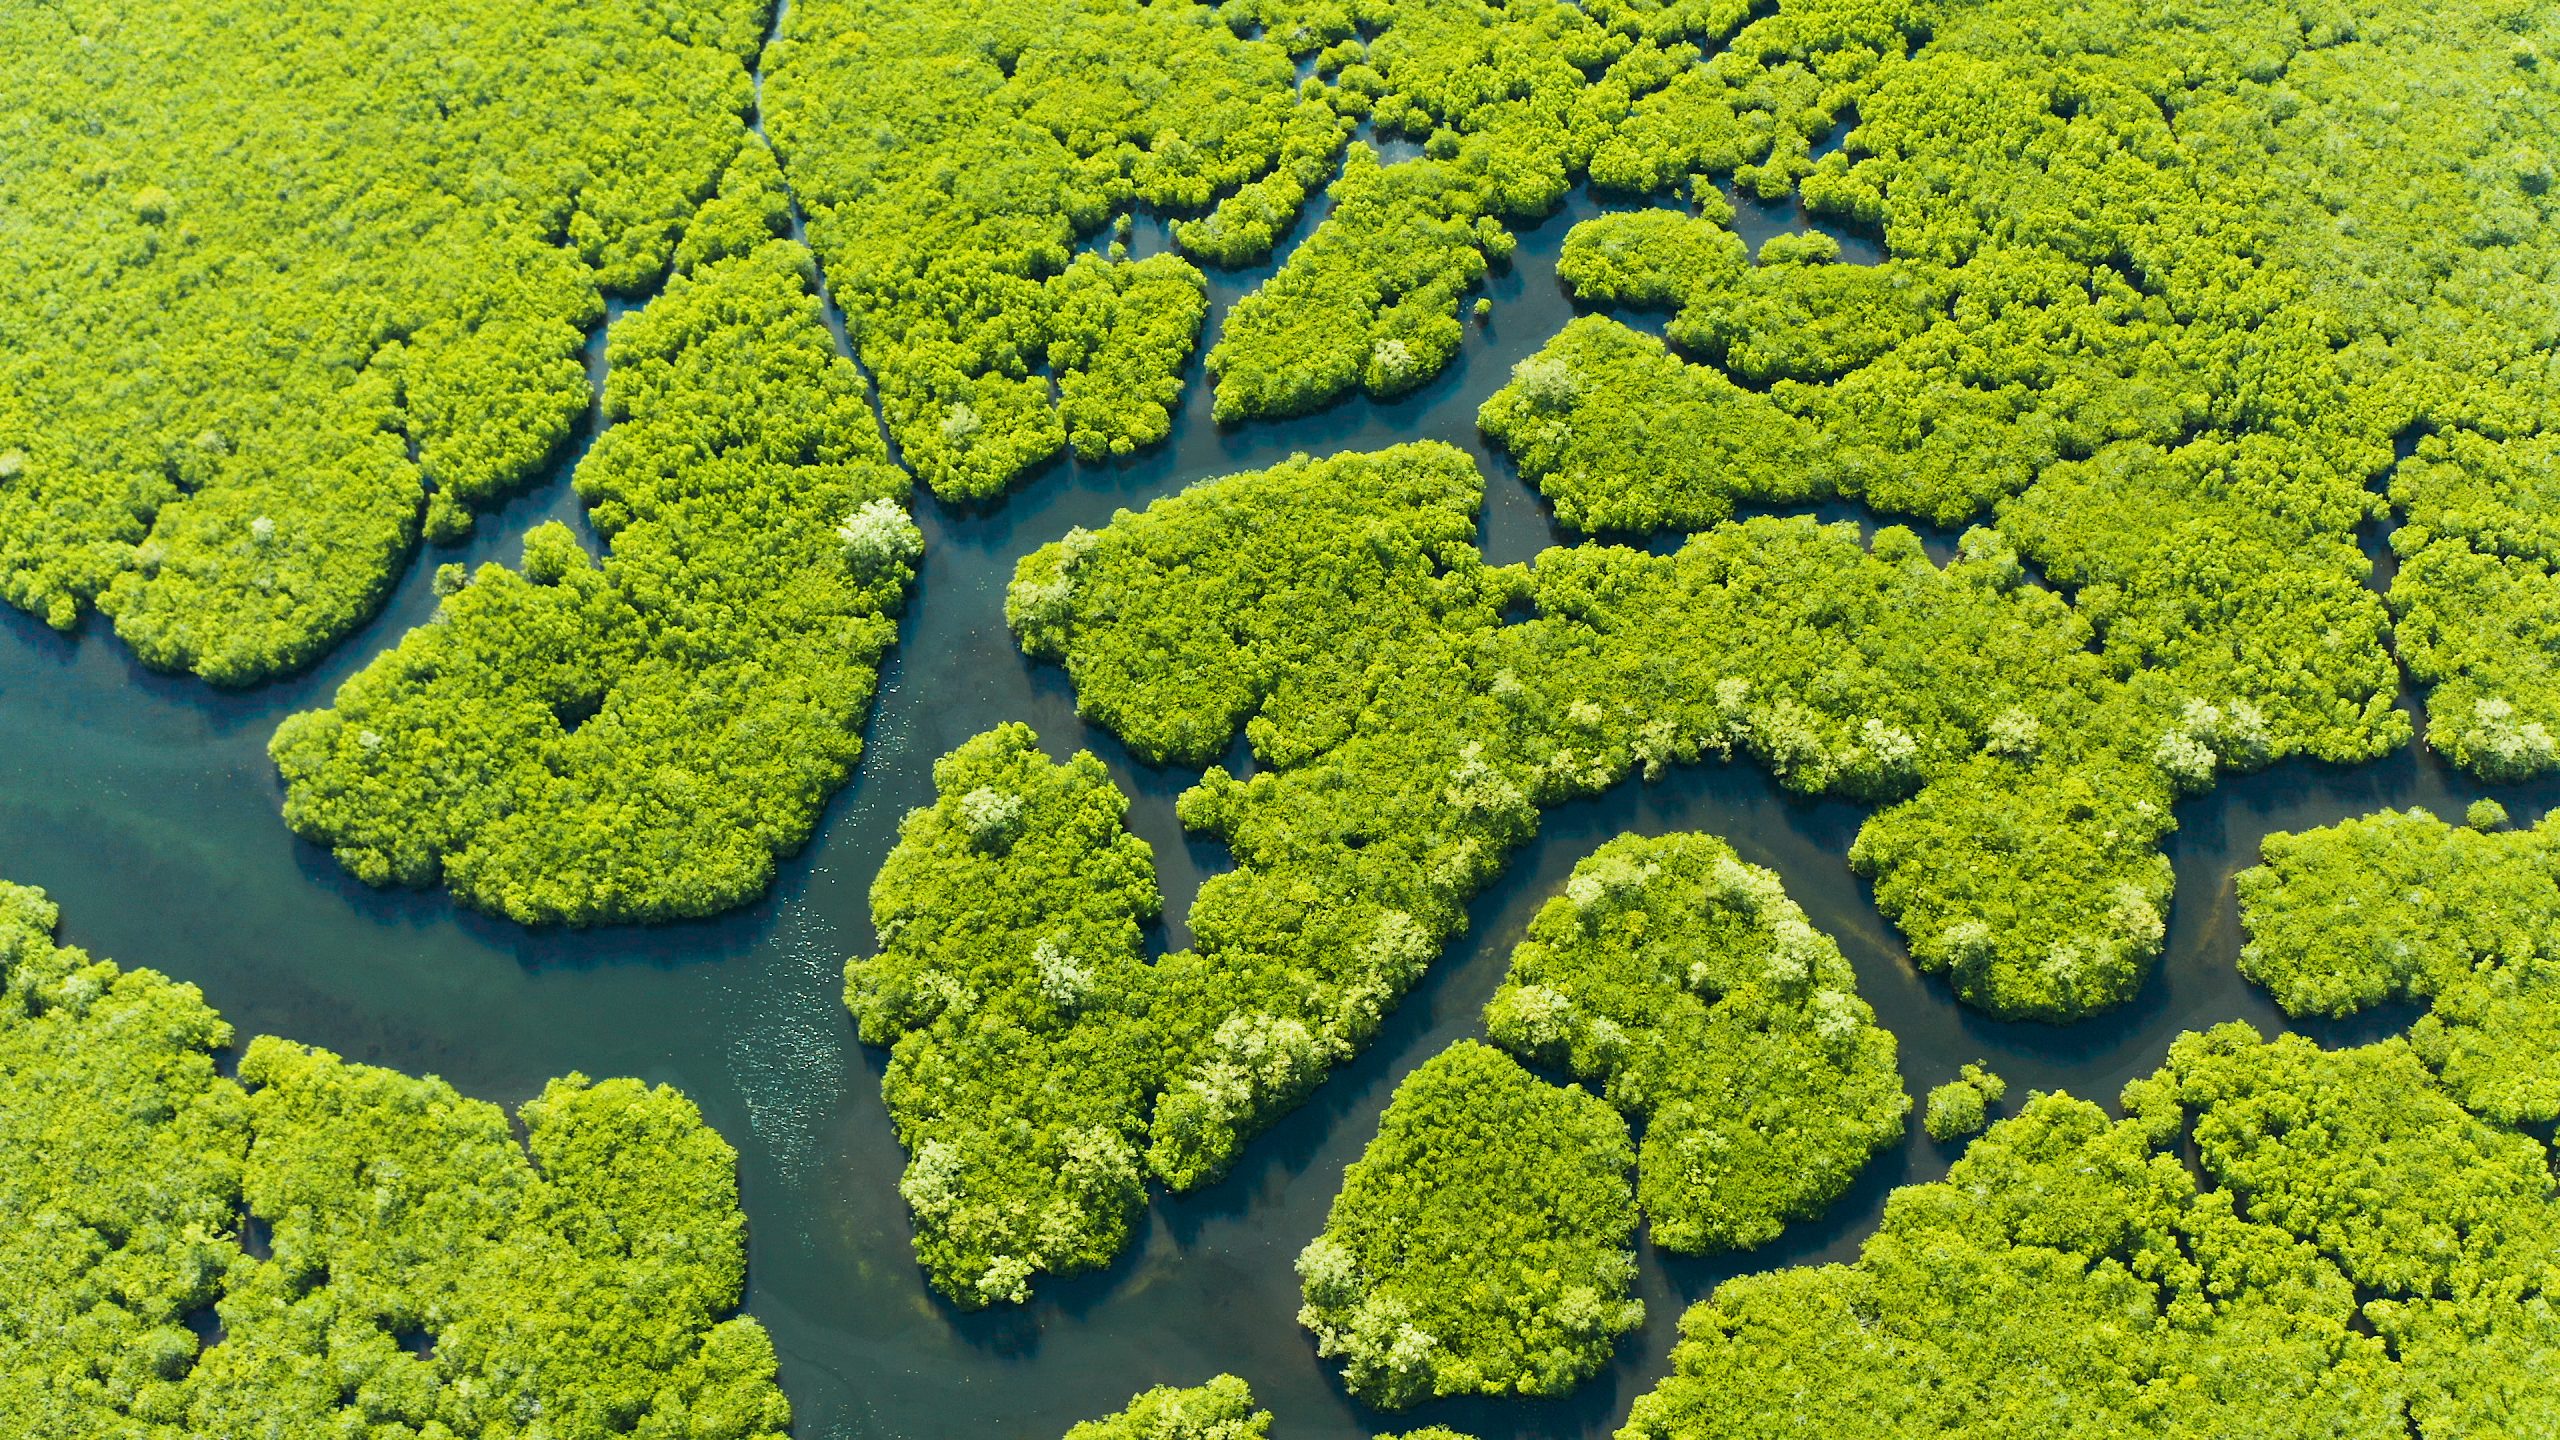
[4,152,2547,1437]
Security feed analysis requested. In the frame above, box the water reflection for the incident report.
[0,175,2547,1440]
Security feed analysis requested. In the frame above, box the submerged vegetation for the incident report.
[1297,1041,1643,1407]
[0,882,787,1436]
[1485,833,1906,1253]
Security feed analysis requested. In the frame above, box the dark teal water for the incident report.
[0,178,2538,1439]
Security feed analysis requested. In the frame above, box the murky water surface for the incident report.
[0,182,2539,1438]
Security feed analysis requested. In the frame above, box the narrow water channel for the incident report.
[0,172,2542,1439]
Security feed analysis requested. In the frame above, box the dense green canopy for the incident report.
[1476,314,1826,536]
[1015,440,2194,1039]
[845,724,1169,1307]
[0,882,789,1438]
[270,241,916,924]
[1514,0,2558,782]
[755,0,1918,485]
[935,439,2206,1297]
[1620,1023,2560,1440]
[762,0,1319,496]
[1062,1375,1271,1440]
[2237,805,2560,1125]
[0,0,767,682]
[1297,1040,1644,1407]
[1485,833,1907,1253]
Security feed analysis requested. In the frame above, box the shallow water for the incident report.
[0,179,2545,1440]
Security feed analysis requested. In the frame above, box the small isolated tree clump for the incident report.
[1062,1375,1270,1440]
[1298,1040,1643,1409]
[1923,1062,2009,1141]
[847,725,1168,1308]
[1486,833,1908,1252]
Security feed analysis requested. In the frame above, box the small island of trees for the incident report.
[1297,1041,1644,1408]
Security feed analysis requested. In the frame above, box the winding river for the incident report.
[0,174,2537,1439]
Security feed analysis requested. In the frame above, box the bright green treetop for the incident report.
[1622,1022,2560,1440]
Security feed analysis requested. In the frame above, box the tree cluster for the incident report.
[1922,1062,2006,1142]
[1296,1040,1643,1407]
[0,881,789,1438]
[1208,147,1505,422]
[1475,314,1826,536]
[2237,804,2560,1126]
[1528,0,2560,784]
[270,241,917,924]
[1620,1022,2560,1440]
[1062,1375,1270,1440]
[762,0,1336,497]
[0,0,769,682]
[1017,440,2214,1044]
[761,0,1902,481]
[1209,0,1939,419]
[1484,833,1907,1252]
[2391,435,2560,780]
[846,724,1171,1308]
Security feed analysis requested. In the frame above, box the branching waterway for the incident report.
[0,177,2543,1438]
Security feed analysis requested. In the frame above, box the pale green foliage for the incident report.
[839,496,925,577]
[0,0,766,681]
[0,882,789,1438]
[1485,833,1907,1251]
[1062,1375,1270,1440]
[1297,1041,1642,1407]
[270,242,914,923]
